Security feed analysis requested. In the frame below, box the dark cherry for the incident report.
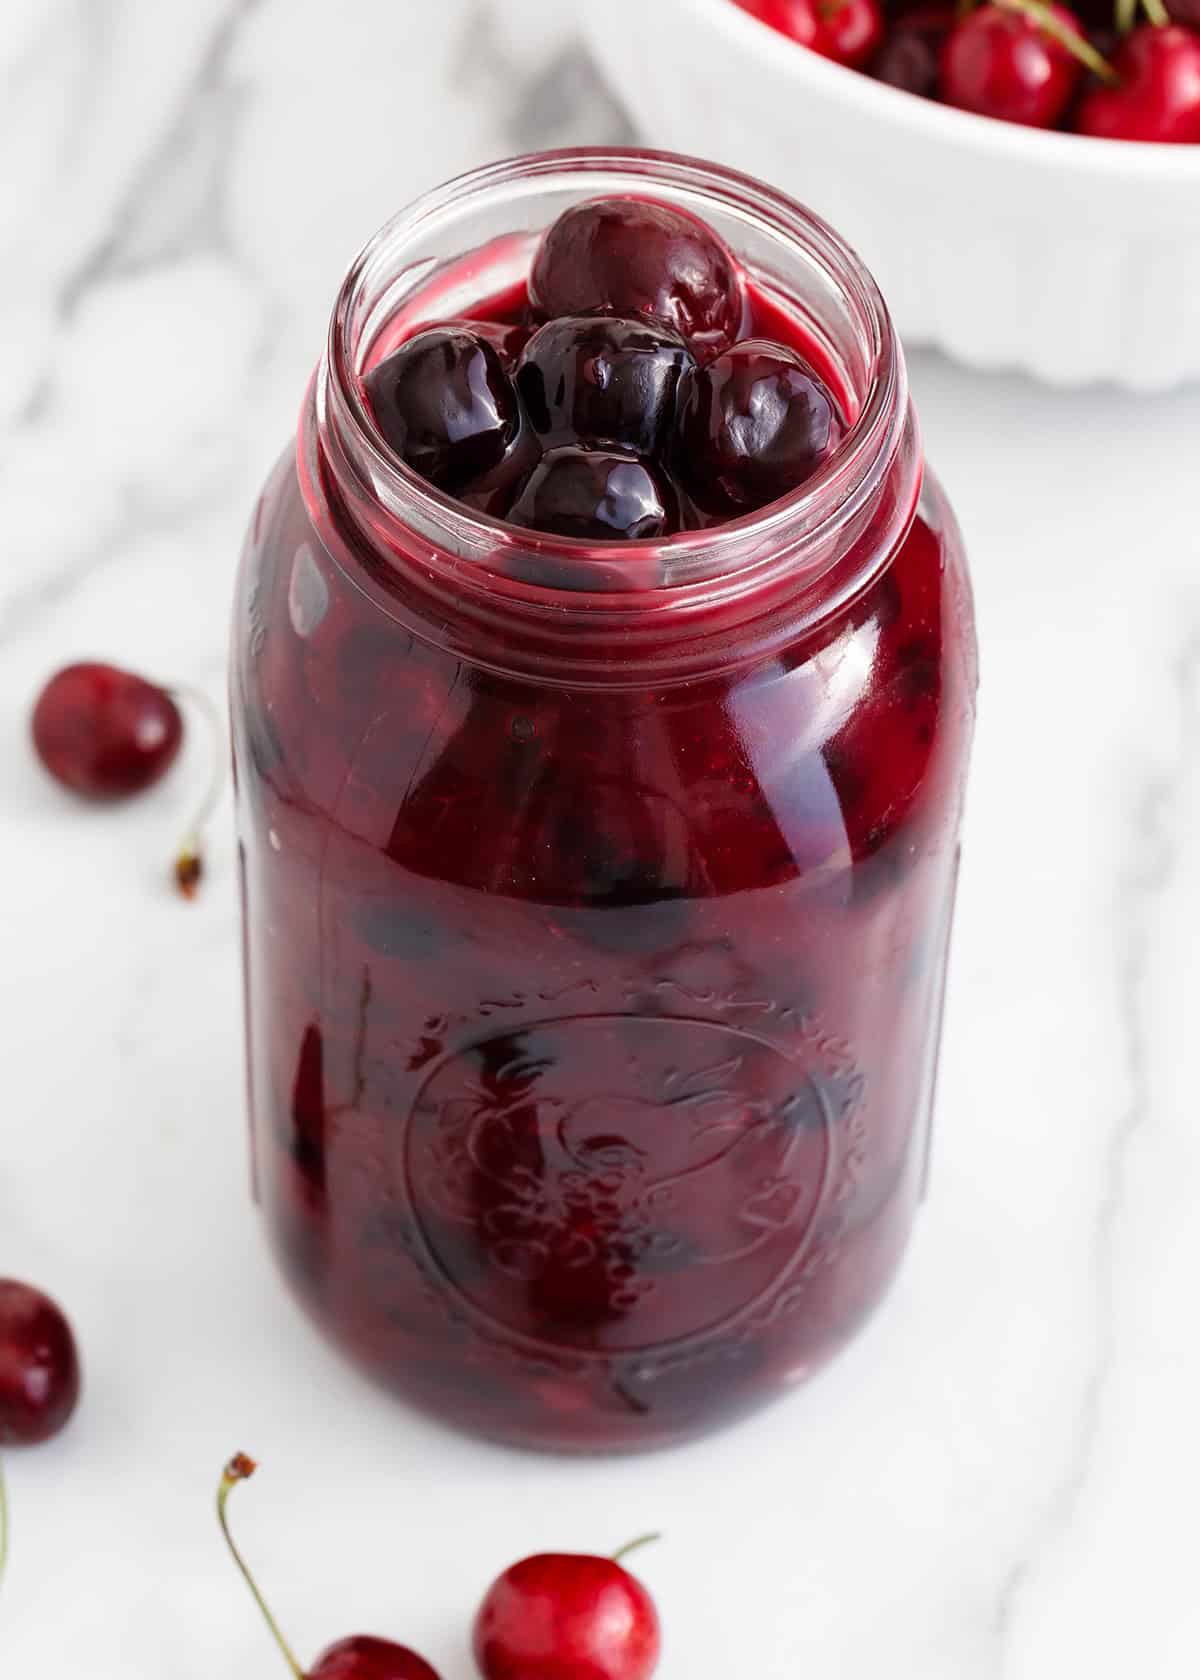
[309,1638,442,1680]
[507,447,677,541]
[751,0,886,66]
[1076,24,1200,141]
[474,1545,661,1680]
[940,2,1084,127]
[31,662,183,801]
[364,328,521,493]
[516,315,695,455]
[0,1279,81,1447]
[458,415,544,520]
[871,4,956,92]
[440,317,532,370]
[1166,0,1200,25]
[529,198,744,357]
[218,1455,442,1680]
[673,339,843,516]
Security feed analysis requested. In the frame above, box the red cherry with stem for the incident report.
[31,662,225,899]
[217,1455,442,1680]
[473,1535,662,1680]
[1076,24,1200,139]
[32,662,182,799]
[751,0,886,66]
[940,0,1093,126]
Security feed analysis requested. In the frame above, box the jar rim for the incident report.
[319,146,911,607]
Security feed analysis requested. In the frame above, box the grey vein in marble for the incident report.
[990,622,1200,1672]
[454,0,635,152]
[0,482,231,650]
[58,0,267,322]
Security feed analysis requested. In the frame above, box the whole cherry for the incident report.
[31,662,223,896]
[364,327,522,494]
[749,0,886,66]
[516,315,695,456]
[940,0,1088,126]
[32,662,182,801]
[507,447,679,541]
[0,1279,82,1593]
[0,1279,81,1450]
[473,1536,662,1680]
[871,3,956,92]
[672,339,844,516]
[1075,23,1200,139]
[218,1455,442,1680]
[529,198,744,358]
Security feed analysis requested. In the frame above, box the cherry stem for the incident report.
[1116,0,1137,32]
[217,1455,305,1680]
[1141,0,1169,24]
[167,682,226,900]
[611,1532,662,1564]
[996,0,1120,77]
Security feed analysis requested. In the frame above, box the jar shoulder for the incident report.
[231,448,976,899]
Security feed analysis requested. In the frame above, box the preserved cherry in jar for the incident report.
[231,149,977,1451]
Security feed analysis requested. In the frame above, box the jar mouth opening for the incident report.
[322,146,906,601]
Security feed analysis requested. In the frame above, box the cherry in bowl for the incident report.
[746,0,886,66]
[1076,23,1200,140]
[940,1,1086,127]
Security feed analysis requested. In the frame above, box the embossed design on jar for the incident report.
[403,1008,858,1355]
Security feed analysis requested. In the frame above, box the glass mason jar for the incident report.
[231,149,977,1452]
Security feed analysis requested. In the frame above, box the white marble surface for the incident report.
[3,3,1200,1676]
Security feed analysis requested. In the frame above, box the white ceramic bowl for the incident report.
[581,0,1200,388]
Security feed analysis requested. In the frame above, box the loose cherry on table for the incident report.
[0,1280,82,1588]
[31,662,223,897]
[940,0,1088,126]
[735,0,1200,138]
[473,1537,662,1680]
[1076,21,1200,136]
[217,1455,441,1680]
